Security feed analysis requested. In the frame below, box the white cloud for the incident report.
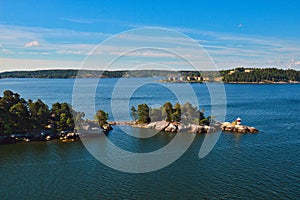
[24,40,40,48]
[238,23,243,28]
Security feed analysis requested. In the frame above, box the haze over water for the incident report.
[0,78,299,199]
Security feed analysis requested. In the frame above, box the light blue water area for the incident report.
[0,78,299,199]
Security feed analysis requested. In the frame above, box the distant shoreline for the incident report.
[0,77,299,84]
[225,81,300,84]
[159,80,300,84]
[0,68,299,84]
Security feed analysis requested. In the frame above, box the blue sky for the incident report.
[0,0,300,71]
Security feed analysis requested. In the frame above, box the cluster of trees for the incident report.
[221,68,300,83]
[0,90,79,135]
[95,110,109,127]
[131,102,210,125]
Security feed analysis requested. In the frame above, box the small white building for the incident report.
[236,118,242,125]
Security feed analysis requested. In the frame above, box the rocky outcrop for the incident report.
[129,121,221,134]
[189,124,201,133]
[110,120,259,134]
[248,127,259,133]
[146,122,157,129]
[221,122,259,133]
[78,121,113,135]
[102,124,113,134]
[154,121,170,131]
[177,124,190,132]
[109,121,135,125]
[187,124,219,134]
[60,132,79,141]
[165,123,178,132]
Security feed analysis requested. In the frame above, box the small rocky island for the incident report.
[110,103,259,134]
[110,119,258,134]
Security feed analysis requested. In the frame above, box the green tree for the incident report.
[162,102,173,122]
[131,106,138,121]
[51,102,74,131]
[0,90,31,134]
[0,103,5,134]
[137,104,150,124]
[95,109,109,127]
[28,99,50,133]
[9,101,31,134]
[171,103,181,122]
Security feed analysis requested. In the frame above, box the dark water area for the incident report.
[0,78,299,199]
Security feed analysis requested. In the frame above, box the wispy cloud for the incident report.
[0,24,111,47]
[1,23,300,71]
[56,50,86,55]
[60,17,94,24]
[60,17,134,28]
[24,40,40,48]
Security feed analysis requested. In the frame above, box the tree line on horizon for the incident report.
[0,70,181,79]
[221,67,300,82]
[1,68,299,83]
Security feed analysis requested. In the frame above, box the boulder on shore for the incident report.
[146,122,157,129]
[189,124,211,134]
[177,124,190,132]
[165,123,178,132]
[154,121,170,131]
[189,124,201,133]
[248,127,259,133]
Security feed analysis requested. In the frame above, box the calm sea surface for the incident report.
[0,78,299,199]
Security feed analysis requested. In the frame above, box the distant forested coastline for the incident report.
[0,69,177,79]
[220,68,300,83]
[0,68,299,83]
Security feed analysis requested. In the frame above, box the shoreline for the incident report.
[1,77,299,85]
[109,120,259,134]
[225,81,300,84]
[159,80,300,84]
[0,120,259,145]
